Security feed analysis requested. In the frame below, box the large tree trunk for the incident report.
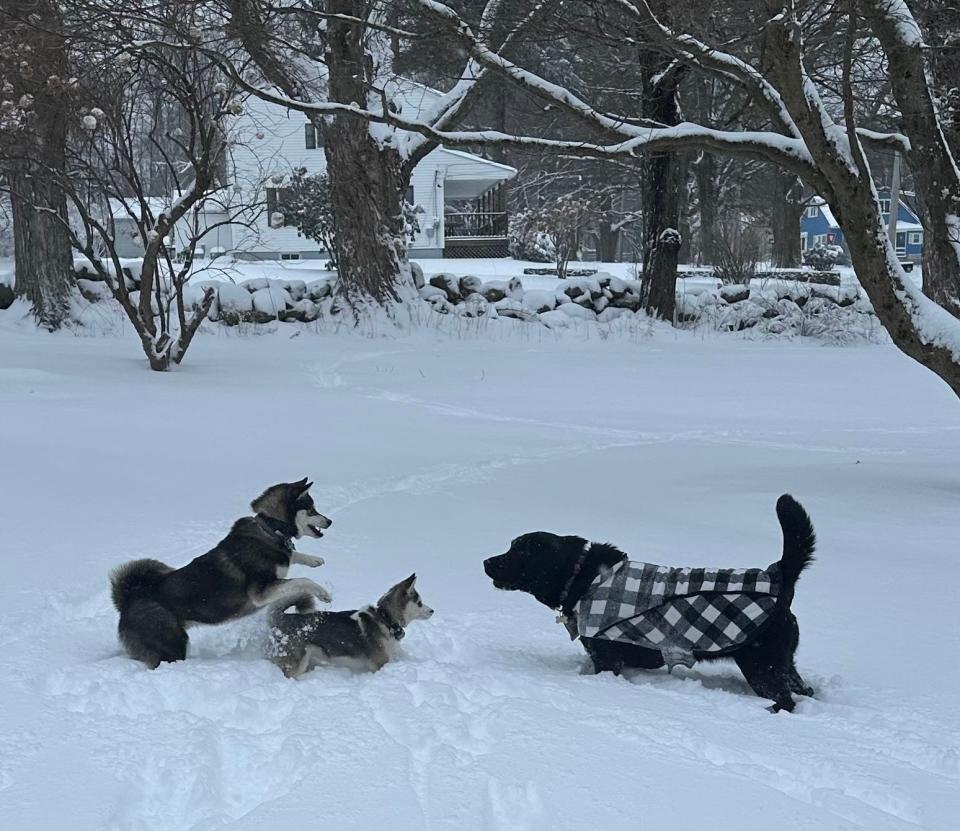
[864,1,960,319]
[596,191,619,262]
[835,179,960,397]
[2,0,74,329]
[770,171,803,268]
[324,0,408,306]
[9,169,73,329]
[694,153,718,265]
[639,62,684,320]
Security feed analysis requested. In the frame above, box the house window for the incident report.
[304,123,323,150]
[814,234,827,246]
[909,232,922,245]
[404,185,414,203]
[265,187,294,228]
[879,199,891,214]
[805,206,819,219]
[800,232,808,251]
[281,253,301,261]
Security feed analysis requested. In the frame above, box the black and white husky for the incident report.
[267,574,434,678]
[110,478,333,668]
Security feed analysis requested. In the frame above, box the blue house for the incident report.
[800,189,924,261]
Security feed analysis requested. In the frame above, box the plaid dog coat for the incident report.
[575,558,782,669]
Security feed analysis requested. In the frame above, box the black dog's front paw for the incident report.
[767,696,796,714]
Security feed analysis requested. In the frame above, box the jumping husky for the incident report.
[111,478,333,668]
[267,574,434,678]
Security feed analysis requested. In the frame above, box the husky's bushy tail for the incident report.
[110,559,185,668]
[267,593,317,629]
[775,494,817,588]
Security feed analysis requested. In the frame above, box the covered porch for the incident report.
[437,148,515,258]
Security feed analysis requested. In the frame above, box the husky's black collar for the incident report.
[375,607,406,640]
[256,514,297,549]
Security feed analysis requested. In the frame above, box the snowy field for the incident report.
[1,304,958,830]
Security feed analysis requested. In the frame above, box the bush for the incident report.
[281,169,422,271]
[802,242,842,271]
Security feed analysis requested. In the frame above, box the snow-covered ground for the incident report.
[1,305,958,830]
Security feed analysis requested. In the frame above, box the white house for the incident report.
[110,81,517,261]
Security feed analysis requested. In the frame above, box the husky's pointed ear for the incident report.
[291,476,309,491]
[403,573,417,587]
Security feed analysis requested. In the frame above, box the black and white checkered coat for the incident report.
[576,558,782,669]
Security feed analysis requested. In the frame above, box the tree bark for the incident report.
[863,0,960,318]
[639,61,685,319]
[596,192,619,262]
[769,171,803,268]
[9,168,74,329]
[2,0,74,329]
[694,153,718,265]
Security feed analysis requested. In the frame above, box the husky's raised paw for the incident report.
[293,552,325,568]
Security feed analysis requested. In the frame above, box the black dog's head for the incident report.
[484,532,590,609]
[251,478,332,539]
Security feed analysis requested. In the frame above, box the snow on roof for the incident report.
[810,197,839,229]
[109,193,229,220]
[436,146,517,177]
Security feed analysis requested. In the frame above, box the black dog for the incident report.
[484,495,817,712]
[111,478,332,668]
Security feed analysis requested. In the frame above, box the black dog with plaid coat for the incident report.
[484,494,817,712]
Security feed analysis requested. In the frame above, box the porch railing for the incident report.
[444,211,508,239]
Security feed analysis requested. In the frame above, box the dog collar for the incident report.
[376,608,405,640]
[256,515,296,550]
[554,544,591,639]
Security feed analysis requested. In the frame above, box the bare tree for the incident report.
[35,40,253,370]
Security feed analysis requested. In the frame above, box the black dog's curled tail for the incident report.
[776,494,817,587]
[109,559,173,612]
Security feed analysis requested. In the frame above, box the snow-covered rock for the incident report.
[279,280,307,302]
[410,261,425,289]
[521,290,557,314]
[251,286,292,316]
[217,282,253,313]
[240,277,270,293]
[459,276,482,298]
[307,279,333,301]
[459,293,490,318]
[538,309,572,329]
[494,298,535,321]
[719,284,750,304]
[597,307,630,323]
[481,281,507,302]
[429,273,461,301]
[77,279,111,303]
[557,302,597,321]
[419,285,448,302]
[283,299,320,322]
